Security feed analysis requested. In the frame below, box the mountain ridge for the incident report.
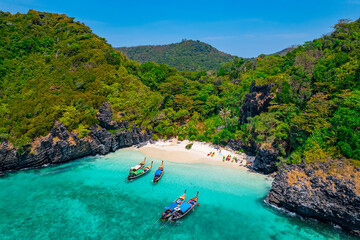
[1,10,360,236]
[116,40,234,71]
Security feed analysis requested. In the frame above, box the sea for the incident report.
[0,149,357,240]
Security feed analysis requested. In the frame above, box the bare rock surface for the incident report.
[266,161,360,236]
[0,102,152,173]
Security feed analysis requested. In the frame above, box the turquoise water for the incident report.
[0,150,356,240]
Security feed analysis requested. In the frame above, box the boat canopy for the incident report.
[155,170,162,176]
[179,202,191,213]
[132,164,142,170]
[165,202,178,210]
[135,169,143,175]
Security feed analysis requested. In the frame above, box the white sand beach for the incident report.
[134,139,255,169]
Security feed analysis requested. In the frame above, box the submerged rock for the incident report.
[266,161,360,236]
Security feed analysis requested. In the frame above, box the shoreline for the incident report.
[0,138,257,177]
[133,139,256,171]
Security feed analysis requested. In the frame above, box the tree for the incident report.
[219,108,231,128]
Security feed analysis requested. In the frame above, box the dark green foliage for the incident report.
[0,10,157,146]
[116,40,234,71]
[234,18,360,164]
[185,143,193,150]
[1,10,359,166]
[332,91,360,160]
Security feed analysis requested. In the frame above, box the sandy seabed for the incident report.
[133,139,255,170]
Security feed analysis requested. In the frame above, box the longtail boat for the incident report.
[129,158,146,172]
[160,190,186,221]
[127,161,153,181]
[153,161,164,183]
[171,191,199,222]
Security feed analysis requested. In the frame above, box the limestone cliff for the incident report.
[266,161,360,236]
[0,102,152,173]
[238,81,274,125]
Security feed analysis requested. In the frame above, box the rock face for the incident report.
[0,102,152,173]
[227,140,280,174]
[227,139,256,156]
[228,81,278,173]
[251,145,280,174]
[266,161,360,236]
[97,102,129,130]
[239,81,274,125]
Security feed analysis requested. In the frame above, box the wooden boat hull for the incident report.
[160,212,174,221]
[153,171,163,183]
[160,190,186,221]
[127,168,151,181]
[171,192,198,222]
[171,204,196,222]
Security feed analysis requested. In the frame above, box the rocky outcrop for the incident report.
[0,102,152,173]
[239,81,274,125]
[227,140,280,174]
[251,144,280,174]
[227,81,278,174]
[266,161,360,236]
[97,102,129,130]
[227,139,257,156]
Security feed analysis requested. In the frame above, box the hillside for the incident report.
[0,10,163,148]
[1,9,360,236]
[116,40,234,71]
[1,10,359,168]
[271,46,297,56]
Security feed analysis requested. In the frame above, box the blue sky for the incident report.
[1,0,360,57]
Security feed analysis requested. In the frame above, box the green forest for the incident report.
[0,10,359,167]
[116,40,235,71]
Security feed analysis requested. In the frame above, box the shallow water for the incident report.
[0,149,356,240]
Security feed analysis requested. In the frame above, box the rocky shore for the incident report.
[266,161,360,236]
[1,101,359,237]
[228,80,360,236]
[0,102,152,174]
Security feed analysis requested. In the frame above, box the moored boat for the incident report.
[171,191,199,222]
[153,161,164,183]
[127,161,153,180]
[129,158,146,172]
[160,190,186,221]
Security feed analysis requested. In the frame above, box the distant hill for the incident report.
[116,40,234,71]
[271,46,297,56]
